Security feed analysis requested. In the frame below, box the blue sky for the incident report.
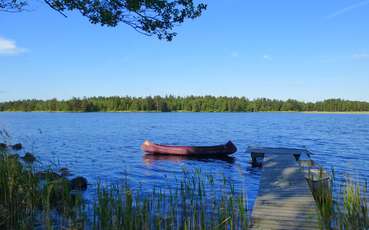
[1,0,369,102]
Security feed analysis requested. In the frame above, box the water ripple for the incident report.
[1,112,369,207]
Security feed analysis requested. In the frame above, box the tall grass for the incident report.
[308,167,369,230]
[0,151,39,229]
[336,181,369,230]
[92,170,249,230]
[305,167,334,228]
[0,149,248,229]
[0,150,84,229]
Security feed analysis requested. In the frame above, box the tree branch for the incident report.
[43,0,67,17]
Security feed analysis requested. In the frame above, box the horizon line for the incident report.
[1,95,369,104]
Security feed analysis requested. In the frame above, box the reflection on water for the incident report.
[143,154,236,165]
[0,112,369,206]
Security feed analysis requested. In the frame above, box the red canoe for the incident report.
[141,140,237,156]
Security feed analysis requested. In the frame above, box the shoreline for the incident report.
[1,111,369,114]
[301,111,369,115]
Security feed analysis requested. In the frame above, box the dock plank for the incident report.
[250,149,320,230]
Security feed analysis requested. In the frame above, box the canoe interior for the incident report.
[142,140,237,156]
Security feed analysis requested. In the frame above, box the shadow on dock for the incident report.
[248,148,320,229]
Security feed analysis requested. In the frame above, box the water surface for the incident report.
[1,112,368,206]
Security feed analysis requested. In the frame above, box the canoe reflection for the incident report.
[143,154,235,165]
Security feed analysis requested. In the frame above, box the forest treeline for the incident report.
[0,96,369,112]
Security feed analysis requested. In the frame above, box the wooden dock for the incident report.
[248,147,320,230]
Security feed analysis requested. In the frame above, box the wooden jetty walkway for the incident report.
[248,147,320,230]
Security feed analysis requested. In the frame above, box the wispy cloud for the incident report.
[319,53,369,63]
[327,0,369,19]
[352,53,369,60]
[263,54,272,61]
[0,36,26,55]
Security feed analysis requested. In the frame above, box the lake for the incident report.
[1,112,369,207]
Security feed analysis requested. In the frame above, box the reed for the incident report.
[335,181,369,230]
[1,148,248,229]
[0,150,84,229]
[0,151,39,229]
[305,166,334,228]
[92,169,249,230]
[308,167,369,230]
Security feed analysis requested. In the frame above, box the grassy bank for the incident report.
[0,150,85,229]
[0,148,248,229]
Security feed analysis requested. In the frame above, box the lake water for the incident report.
[1,112,369,207]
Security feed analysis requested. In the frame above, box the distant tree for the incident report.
[0,0,206,41]
[281,99,303,111]
[1,96,369,112]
